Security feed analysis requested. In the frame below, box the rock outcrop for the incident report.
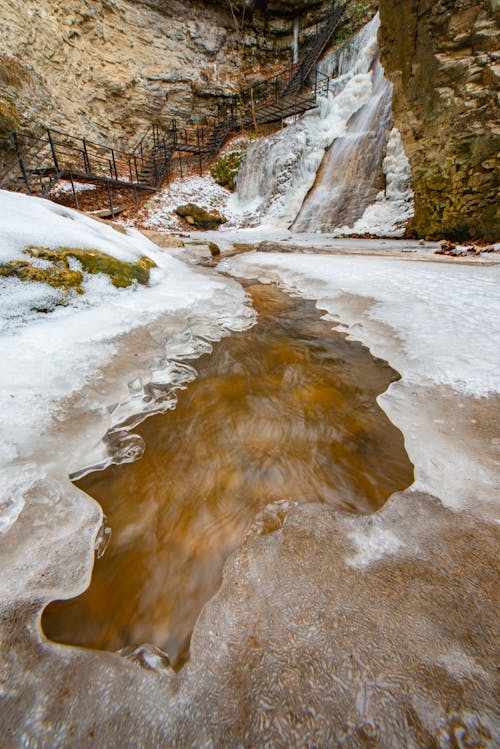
[176,202,227,228]
[379,0,500,240]
[0,0,348,145]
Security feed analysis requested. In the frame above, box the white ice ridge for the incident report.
[0,191,254,532]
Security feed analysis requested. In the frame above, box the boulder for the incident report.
[175,203,227,229]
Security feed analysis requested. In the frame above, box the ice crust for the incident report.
[0,191,255,535]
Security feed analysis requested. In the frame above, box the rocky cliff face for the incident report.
[0,0,350,146]
[378,0,500,240]
[0,0,300,145]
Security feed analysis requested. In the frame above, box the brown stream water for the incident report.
[43,283,413,666]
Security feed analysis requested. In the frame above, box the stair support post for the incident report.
[111,149,118,180]
[47,129,60,173]
[197,129,202,176]
[68,172,80,210]
[12,132,31,194]
[83,139,91,174]
[106,179,115,219]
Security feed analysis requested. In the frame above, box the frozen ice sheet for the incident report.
[0,191,255,533]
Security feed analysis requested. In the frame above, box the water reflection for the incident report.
[43,284,413,665]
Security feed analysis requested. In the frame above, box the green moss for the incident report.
[211,150,246,191]
[64,249,155,288]
[0,246,156,304]
[26,246,156,289]
[0,260,84,292]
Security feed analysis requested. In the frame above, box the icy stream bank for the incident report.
[1,199,498,746]
[225,252,500,510]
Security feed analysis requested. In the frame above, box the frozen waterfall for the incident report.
[232,14,414,236]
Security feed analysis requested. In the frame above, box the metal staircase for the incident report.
[0,1,346,214]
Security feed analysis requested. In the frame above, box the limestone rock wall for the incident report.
[0,0,369,148]
[378,0,500,240]
[0,0,298,145]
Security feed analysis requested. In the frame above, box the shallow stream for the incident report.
[43,283,413,666]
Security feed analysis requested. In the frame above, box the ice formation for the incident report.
[0,190,254,535]
[231,14,414,236]
[232,59,375,228]
[334,127,414,236]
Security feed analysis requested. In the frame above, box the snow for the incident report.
[347,526,405,568]
[49,180,97,196]
[137,174,235,233]
[0,190,153,263]
[0,191,255,533]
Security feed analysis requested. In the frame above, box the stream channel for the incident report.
[43,281,413,668]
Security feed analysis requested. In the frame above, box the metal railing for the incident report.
[0,1,345,206]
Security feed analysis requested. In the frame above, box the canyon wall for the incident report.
[0,0,355,146]
[378,0,500,240]
[0,0,252,144]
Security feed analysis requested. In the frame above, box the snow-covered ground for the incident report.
[135,174,235,233]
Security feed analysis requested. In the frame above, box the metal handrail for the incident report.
[0,0,345,200]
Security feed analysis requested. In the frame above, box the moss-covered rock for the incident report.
[64,249,155,288]
[175,203,227,229]
[0,246,157,297]
[211,150,246,191]
[379,0,500,240]
[0,260,84,292]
